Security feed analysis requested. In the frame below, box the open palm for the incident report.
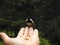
[0,27,40,45]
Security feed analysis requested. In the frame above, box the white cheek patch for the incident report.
[30,19,34,24]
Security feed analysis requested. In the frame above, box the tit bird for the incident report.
[25,18,34,40]
[26,18,34,27]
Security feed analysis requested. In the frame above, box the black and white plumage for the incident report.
[26,18,34,27]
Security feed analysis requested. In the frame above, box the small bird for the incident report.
[26,18,34,27]
[25,18,35,40]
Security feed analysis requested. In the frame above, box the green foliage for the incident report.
[0,41,4,45]
[0,30,15,37]
[40,37,52,45]
[39,32,52,45]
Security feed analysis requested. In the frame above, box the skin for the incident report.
[0,27,40,45]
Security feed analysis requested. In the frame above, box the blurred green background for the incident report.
[0,0,59,45]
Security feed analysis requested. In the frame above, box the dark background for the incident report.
[0,0,59,45]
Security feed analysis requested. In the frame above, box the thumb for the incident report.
[0,32,10,43]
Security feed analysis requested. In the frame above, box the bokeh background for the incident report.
[0,0,58,45]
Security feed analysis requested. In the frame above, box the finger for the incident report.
[17,28,24,37]
[29,27,33,36]
[24,27,29,36]
[30,29,39,41]
[33,29,40,44]
[33,29,39,38]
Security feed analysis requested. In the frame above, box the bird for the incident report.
[26,18,34,27]
[25,18,35,40]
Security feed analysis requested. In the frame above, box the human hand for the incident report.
[0,27,40,45]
